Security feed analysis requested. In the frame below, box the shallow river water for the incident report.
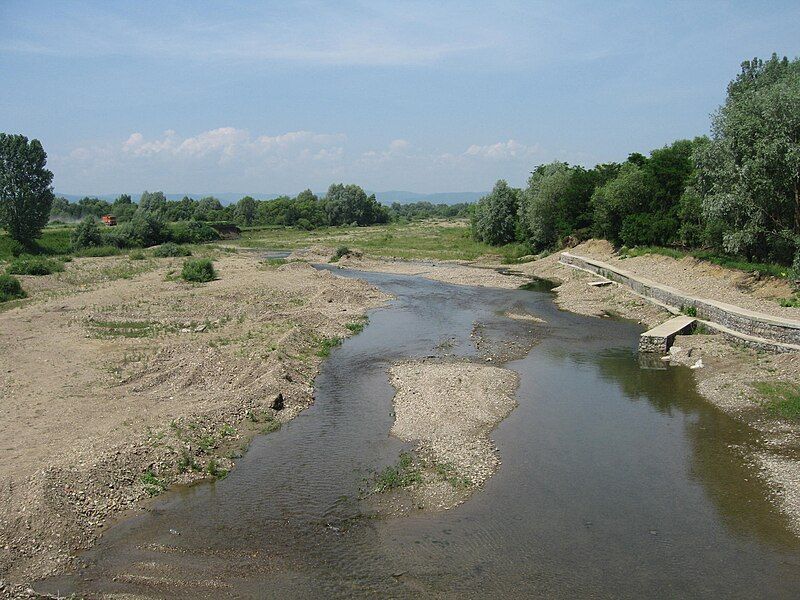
[40,267,800,598]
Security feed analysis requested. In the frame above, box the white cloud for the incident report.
[51,129,548,193]
[463,139,541,160]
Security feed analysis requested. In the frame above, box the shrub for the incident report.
[330,246,351,262]
[71,217,103,250]
[181,258,216,282]
[129,250,146,260]
[72,245,120,258]
[0,274,26,302]
[7,255,65,275]
[103,213,168,248]
[168,221,220,244]
[152,242,192,257]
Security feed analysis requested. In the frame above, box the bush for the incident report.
[7,255,65,275]
[168,221,220,244]
[0,274,26,302]
[181,258,216,282]
[330,246,351,262]
[71,217,103,250]
[72,245,121,258]
[103,213,168,248]
[152,242,192,257]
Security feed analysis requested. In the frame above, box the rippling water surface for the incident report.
[40,267,800,598]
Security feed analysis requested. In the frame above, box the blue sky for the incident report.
[1,1,798,196]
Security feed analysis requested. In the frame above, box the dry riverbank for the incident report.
[0,252,388,592]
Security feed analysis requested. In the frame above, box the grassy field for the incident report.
[233,220,532,262]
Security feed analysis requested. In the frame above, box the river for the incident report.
[39,267,800,598]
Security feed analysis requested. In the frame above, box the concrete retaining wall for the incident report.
[560,252,800,349]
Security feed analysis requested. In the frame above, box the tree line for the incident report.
[473,54,800,272]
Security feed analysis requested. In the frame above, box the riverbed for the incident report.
[38,267,800,598]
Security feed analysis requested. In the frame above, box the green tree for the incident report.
[519,162,573,250]
[138,191,167,216]
[696,54,800,264]
[0,134,55,244]
[472,180,520,245]
[236,196,257,226]
[591,162,658,245]
[324,184,388,226]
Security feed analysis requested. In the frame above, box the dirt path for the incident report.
[0,252,387,589]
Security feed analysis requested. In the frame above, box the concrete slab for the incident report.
[639,316,696,353]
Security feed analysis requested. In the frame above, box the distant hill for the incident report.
[55,190,485,206]
[372,191,485,205]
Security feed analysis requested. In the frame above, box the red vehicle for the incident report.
[101,214,117,226]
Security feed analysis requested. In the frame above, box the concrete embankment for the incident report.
[560,252,800,353]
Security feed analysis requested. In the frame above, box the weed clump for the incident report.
[0,274,26,302]
[373,452,422,492]
[181,258,216,283]
[153,242,192,258]
[316,336,342,357]
[754,381,800,420]
[330,246,351,262]
[7,255,65,276]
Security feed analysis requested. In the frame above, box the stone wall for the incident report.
[560,252,800,348]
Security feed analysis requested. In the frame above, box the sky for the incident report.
[1,1,799,196]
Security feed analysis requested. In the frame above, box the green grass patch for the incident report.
[232,220,523,262]
[181,258,216,283]
[0,274,26,302]
[152,242,192,258]
[7,255,65,275]
[0,228,73,261]
[89,319,157,338]
[753,381,800,420]
[206,458,228,479]
[316,336,342,357]
[141,470,167,496]
[779,295,800,308]
[345,317,368,334]
[373,452,422,493]
[432,461,472,489]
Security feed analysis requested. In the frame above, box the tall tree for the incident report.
[696,54,800,264]
[0,134,55,244]
[236,196,257,226]
[472,180,520,245]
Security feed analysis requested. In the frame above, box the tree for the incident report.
[519,163,573,250]
[138,191,167,216]
[591,162,658,245]
[472,180,519,245]
[324,184,388,226]
[0,134,55,244]
[696,54,800,264]
[236,196,257,226]
[194,196,224,221]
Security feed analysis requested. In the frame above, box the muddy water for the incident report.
[40,268,800,598]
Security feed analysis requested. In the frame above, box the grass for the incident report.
[234,220,529,262]
[141,470,167,496]
[181,258,216,282]
[622,245,792,279]
[206,458,228,479]
[373,452,422,493]
[7,255,65,275]
[432,461,472,489]
[779,295,800,308]
[316,336,342,357]
[345,317,368,334]
[89,319,157,338]
[0,274,26,303]
[754,381,800,420]
[0,227,73,261]
[680,305,698,317]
